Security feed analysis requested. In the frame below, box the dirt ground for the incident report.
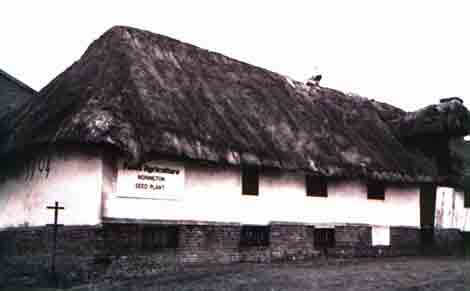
[93,256,470,291]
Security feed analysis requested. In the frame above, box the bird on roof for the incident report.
[306,74,322,87]
[306,66,322,87]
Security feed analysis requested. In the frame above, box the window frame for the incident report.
[239,225,270,247]
[242,166,259,196]
[313,228,336,249]
[306,175,328,197]
[367,181,385,200]
[141,225,179,250]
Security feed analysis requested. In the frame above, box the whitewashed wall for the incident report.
[0,149,102,228]
[103,159,420,228]
[435,186,470,231]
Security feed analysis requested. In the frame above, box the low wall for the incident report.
[434,228,464,255]
[328,225,422,257]
[0,225,103,287]
[0,223,465,288]
[269,223,317,261]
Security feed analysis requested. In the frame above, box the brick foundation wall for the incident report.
[335,225,372,248]
[98,223,243,280]
[1,222,465,288]
[0,225,103,287]
[390,227,420,248]
[239,246,272,263]
[0,222,319,286]
[0,225,102,256]
[389,227,421,256]
[328,225,372,257]
[269,223,317,261]
[177,225,241,264]
[434,229,464,255]
[327,225,425,257]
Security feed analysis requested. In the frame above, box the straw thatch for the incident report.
[2,26,469,184]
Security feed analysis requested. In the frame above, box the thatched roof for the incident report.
[2,26,469,184]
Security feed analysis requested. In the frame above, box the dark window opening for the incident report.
[420,227,435,248]
[306,175,328,197]
[204,227,219,249]
[242,166,259,196]
[240,225,270,247]
[142,225,178,250]
[465,191,470,208]
[103,223,139,251]
[420,184,436,228]
[367,181,385,200]
[314,228,335,249]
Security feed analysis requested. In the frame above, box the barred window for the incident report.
[240,225,270,247]
[203,227,218,249]
[242,166,259,196]
[306,175,328,197]
[367,181,385,200]
[142,225,178,249]
[314,228,335,249]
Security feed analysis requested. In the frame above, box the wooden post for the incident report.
[46,201,64,278]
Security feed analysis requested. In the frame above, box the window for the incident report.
[240,225,270,247]
[242,166,259,195]
[203,227,219,249]
[104,223,139,251]
[465,191,470,208]
[306,175,328,197]
[367,181,385,200]
[142,225,178,249]
[313,228,335,249]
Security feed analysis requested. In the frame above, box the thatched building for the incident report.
[0,26,469,286]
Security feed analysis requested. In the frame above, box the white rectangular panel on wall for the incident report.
[116,160,185,200]
[372,225,390,246]
[435,186,470,231]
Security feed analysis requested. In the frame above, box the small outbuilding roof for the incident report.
[0,68,37,143]
[2,26,469,184]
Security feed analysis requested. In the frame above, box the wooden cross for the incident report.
[46,201,65,275]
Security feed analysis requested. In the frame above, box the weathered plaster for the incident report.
[0,150,421,228]
[0,148,102,228]
[104,158,420,227]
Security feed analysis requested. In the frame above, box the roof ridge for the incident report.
[0,68,37,95]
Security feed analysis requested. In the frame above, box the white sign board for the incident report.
[116,160,185,200]
[372,226,390,246]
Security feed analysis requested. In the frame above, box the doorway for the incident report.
[420,184,436,250]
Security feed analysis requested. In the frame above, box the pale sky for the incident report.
[1,1,469,111]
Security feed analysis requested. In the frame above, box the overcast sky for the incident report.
[1,1,469,111]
